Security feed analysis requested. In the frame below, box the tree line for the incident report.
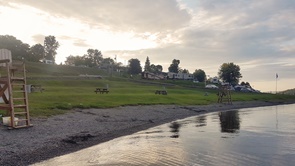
[0,35,59,62]
[0,35,244,85]
[131,56,243,85]
[0,35,126,72]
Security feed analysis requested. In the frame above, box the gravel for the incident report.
[0,100,293,166]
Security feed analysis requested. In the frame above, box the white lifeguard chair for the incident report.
[0,49,32,129]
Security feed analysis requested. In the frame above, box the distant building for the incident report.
[40,59,54,64]
[167,72,194,80]
[210,76,220,83]
[142,71,166,80]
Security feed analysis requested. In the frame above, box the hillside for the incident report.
[281,88,295,95]
[25,62,109,77]
[1,61,295,117]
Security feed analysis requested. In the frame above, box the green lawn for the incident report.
[1,62,294,117]
[22,78,295,117]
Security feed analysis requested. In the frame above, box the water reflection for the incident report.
[34,104,295,166]
[195,115,207,127]
[219,110,240,133]
[169,121,181,138]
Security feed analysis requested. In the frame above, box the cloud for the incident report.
[104,0,295,83]
[73,39,91,47]
[7,0,191,33]
[1,0,295,91]
[32,34,45,44]
[58,36,91,47]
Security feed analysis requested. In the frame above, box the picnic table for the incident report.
[31,84,44,93]
[155,90,167,95]
[94,88,109,94]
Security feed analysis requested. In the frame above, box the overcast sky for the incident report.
[0,0,294,92]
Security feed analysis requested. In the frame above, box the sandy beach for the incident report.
[0,100,294,166]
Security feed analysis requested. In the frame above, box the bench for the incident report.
[155,90,167,95]
[94,88,109,94]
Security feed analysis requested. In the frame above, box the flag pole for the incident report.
[276,73,278,94]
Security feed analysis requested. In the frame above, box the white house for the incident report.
[40,59,54,64]
[142,71,165,80]
[167,72,194,80]
[210,76,220,83]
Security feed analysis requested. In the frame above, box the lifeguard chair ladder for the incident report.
[217,85,232,105]
[0,49,32,129]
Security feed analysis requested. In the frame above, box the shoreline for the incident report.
[1,100,294,165]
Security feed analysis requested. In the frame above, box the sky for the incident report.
[0,0,294,92]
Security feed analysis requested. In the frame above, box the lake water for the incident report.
[34,104,295,166]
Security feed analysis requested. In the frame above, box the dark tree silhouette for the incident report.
[168,59,180,73]
[128,58,142,75]
[193,69,206,82]
[44,35,59,62]
[218,62,242,85]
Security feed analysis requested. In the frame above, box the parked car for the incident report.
[205,84,219,89]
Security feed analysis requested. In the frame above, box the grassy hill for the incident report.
[25,61,108,77]
[280,88,295,95]
[1,62,295,117]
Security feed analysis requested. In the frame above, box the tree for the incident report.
[81,49,103,67]
[168,59,180,73]
[65,55,76,66]
[28,44,44,62]
[100,57,116,76]
[44,35,59,62]
[150,64,163,74]
[245,82,251,87]
[101,57,115,66]
[182,69,189,73]
[241,81,252,87]
[0,35,30,60]
[144,56,151,72]
[128,58,142,75]
[193,69,206,82]
[65,55,85,66]
[218,62,242,85]
[113,61,124,73]
[100,57,115,71]
[87,49,103,66]
[155,65,163,73]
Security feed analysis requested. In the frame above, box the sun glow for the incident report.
[1,3,158,64]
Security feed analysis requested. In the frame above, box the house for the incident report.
[167,72,194,80]
[167,72,177,79]
[40,59,54,64]
[142,71,165,80]
[210,76,220,83]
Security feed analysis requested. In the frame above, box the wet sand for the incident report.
[0,100,293,165]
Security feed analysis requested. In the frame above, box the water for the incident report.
[35,104,295,166]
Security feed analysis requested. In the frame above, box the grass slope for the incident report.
[1,62,294,117]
